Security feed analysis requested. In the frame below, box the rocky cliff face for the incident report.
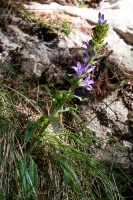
[0,0,133,168]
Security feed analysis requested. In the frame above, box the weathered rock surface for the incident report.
[22,0,133,72]
[0,23,66,81]
[79,89,133,165]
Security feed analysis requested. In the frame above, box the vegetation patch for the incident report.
[0,4,133,200]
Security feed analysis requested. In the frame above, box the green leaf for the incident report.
[25,117,44,142]
[54,156,81,186]
[19,160,28,189]
[42,85,51,95]
[73,95,83,101]
[18,159,38,199]
[63,168,79,192]
[0,89,5,96]
[28,158,38,190]
[61,75,71,83]
[25,122,34,142]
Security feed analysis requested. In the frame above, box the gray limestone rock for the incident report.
[22,0,133,71]
[0,23,65,81]
[79,90,133,166]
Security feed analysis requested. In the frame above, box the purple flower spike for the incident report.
[79,75,94,89]
[82,41,90,51]
[98,12,107,24]
[87,65,96,73]
[82,52,88,63]
[71,62,86,76]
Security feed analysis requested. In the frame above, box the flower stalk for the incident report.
[70,12,108,91]
[28,12,108,148]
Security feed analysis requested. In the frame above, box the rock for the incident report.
[79,90,133,166]
[99,0,122,9]
[80,91,129,139]
[22,0,133,72]
[0,23,66,81]
[122,140,133,151]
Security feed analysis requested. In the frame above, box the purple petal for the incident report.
[92,51,96,58]
[82,42,90,51]
[87,84,93,89]
[82,52,88,63]
[98,12,101,20]
[71,62,86,76]
[85,75,90,80]
[71,66,77,70]
[98,12,107,24]
[79,76,94,88]
[87,65,96,73]
[79,80,87,87]
[79,80,94,87]
[102,14,104,21]
[83,52,87,58]
[82,63,87,68]
[71,66,76,70]
[98,19,101,24]
[87,80,94,85]
[71,66,79,75]
[76,61,81,69]
[76,70,82,76]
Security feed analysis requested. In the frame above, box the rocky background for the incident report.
[0,0,133,180]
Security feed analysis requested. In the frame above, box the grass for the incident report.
[0,3,133,200]
[0,68,133,200]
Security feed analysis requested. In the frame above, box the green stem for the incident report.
[27,86,76,155]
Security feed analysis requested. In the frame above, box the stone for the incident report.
[22,0,133,72]
[122,140,133,151]
[79,90,133,166]
[80,91,129,138]
[0,23,66,80]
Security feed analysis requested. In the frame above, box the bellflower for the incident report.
[92,51,96,58]
[87,65,96,73]
[82,41,90,51]
[71,62,86,76]
[82,52,88,63]
[98,12,107,24]
[79,75,94,89]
